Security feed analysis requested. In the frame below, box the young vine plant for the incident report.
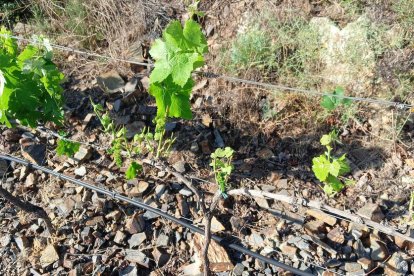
[89,18,208,181]
[149,18,208,127]
[210,147,234,197]
[312,130,353,196]
[321,86,352,111]
[0,28,64,127]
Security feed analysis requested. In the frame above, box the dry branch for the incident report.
[0,185,54,234]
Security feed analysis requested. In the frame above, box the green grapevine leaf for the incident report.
[210,147,234,196]
[148,18,207,124]
[323,175,344,196]
[312,155,330,181]
[329,159,342,177]
[56,139,80,157]
[183,19,208,53]
[321,86,351,111]
[126,161,142,180]
[321,95,336,111]
[337,154,351,175]
[325,174,344,192]
[149,77,194,119]
[320,134,332,146]
[0,27,18,56]
[0,28,64,128]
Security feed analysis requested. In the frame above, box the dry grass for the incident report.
[30,0,168,59]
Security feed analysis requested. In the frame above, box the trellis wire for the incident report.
[2,33,413,111]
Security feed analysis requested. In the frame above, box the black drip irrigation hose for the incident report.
[0,154,313,276]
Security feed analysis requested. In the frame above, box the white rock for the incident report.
[74,166,87,177]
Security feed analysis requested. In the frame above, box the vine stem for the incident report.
[142,159,220,275]
[203,191,222,276]
[0,185,54,234]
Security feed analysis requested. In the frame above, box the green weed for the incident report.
[392,0,414,42]
[221,12,322,89]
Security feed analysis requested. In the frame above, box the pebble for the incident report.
[254,197,270,209]
[128,181,149,197]
[304,220,325,234]
[24,173,37,187]
[233,263,245,275]
[124,250,150,268]
[114,231,126,244]
[325,259,342,268]
[40,244,60,267]
[179,187,193,197]
[57,197,76,217]
[82,113,94,130]
[357,258,373,270]
[357,203,384,223]
[256,148,274,159]
[73,147,92,162]
[344,262,362,273]
[306,209,337,226]
[152,248,170,267]
[156,233,169,247]
[97,70,125,93]
[105,210,121,221]
[214,129,225,147]
[210,217,226,233]
[259,184,276,192]
[155,184,167,198]
[165,122,177,132]
[14,235,29,253]
[124,77,138,93]
[296,239,311,251]
[353,240,370,259]
[21,141,47,165]
[249,232,264,249]
[173,161,186,173]
[125,121,146,139]
[0,234,11,247]
[327,227,345,244]
[119,265,138,276]
[74,166,87,177]
[230,216,244,231]
[279,242,297,256]
[384,252,409,275]
[370,239,388,261]
[128,233,146,248]
[287,236,302,244]
[177,195,189,217]
[351,229,363,240]
[125,214,145,234]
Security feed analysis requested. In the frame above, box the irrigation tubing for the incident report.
[0,154,313,276]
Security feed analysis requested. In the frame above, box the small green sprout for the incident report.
[56,131,80,157]
[125,161,143,180]
[321,86,352,111]
[210,147,234,197]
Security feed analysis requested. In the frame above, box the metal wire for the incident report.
[0,153,313,276]
[2,33,413,111]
